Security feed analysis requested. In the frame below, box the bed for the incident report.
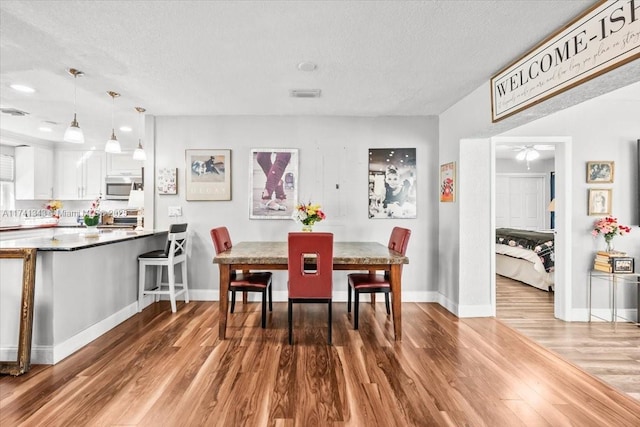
[495,228,555,291]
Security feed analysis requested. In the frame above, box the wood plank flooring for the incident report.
[496,274,640,401]
[2,299,640,426]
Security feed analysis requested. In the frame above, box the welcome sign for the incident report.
[491,0,640,122]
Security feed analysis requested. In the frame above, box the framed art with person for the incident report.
[185,149,231,201]
[368,148,417,219]
[249,148,299,219]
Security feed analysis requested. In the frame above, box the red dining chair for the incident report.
[211,227,273,328]
[288,232,334,345]
[347,227,411,329]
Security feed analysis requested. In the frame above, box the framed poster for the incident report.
[588,188,612,216]
[157,167,177,195]
[368,148,417,219]
[249,148,298,219]
[185,149,231,201]
[440,162,455,203]
[586,161,614,183]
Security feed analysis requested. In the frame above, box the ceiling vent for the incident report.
[0,107,30,116]
[290,89,321,98]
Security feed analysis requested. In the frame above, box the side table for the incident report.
[588,270,640,326]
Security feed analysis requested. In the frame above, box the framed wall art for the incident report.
[440,162,456,203]
[157,167,177,195]
[368,148,417,219]
[185,149,231,201]
[586,161,614,183]
[588,188,612,216]
[249,148,298,219]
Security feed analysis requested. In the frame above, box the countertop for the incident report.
[0,229,167,251]
[0,224,134,232]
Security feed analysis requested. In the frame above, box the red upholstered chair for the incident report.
[347,227,411,329]
[211,227,273,328]
[287,232,334,345]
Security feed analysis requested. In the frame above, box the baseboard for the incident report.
[52,302,139,364]
[0,345,53,365]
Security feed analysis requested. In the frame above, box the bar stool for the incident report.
[138,223,189,313]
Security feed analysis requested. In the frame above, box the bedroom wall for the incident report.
[151,115,440,302]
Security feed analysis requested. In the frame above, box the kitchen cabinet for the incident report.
[106,152,143,176]
[55,150,105,200]
[15,146,54,200]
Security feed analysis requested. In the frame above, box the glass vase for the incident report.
[301,224,313,232]
[84,225,99,237]
[605,239,614,253]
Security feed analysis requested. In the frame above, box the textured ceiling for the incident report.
[0,0,624,149]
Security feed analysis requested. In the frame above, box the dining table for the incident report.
[213,241,409,341]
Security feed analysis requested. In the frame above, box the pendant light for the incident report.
[63,68,85,144]
[132,107,147,161]
[105,91,122,153]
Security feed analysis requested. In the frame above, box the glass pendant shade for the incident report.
[105,130,121,153]
[63,113,84,144]
[133,140,146,160]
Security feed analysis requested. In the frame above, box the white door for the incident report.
[496,174,545,230]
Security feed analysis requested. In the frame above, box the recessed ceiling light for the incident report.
[10,84,35,93]
[297,61,317,72]
[290,89,321,98]
[120,126,132,132]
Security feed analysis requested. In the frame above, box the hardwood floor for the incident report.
[2,299,640,426]
[496,274,640,401]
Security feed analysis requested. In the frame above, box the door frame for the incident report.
[491,136,572,320]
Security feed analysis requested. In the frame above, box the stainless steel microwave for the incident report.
[105,176,142,200]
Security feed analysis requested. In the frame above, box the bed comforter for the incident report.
[495,228,555,273]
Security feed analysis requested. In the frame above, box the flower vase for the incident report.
[84,225,99,237]
[605,238,614,253]
[302,224,313,232]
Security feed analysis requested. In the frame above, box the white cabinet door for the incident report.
[55,150,105,200]
[15,146,54,200]
[106,152,142,176]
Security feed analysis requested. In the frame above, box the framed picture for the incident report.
[586,161,614,183]
[588,188,612,216]
[611,257,634,274]
[185,149,231,201]
[249,149,298,219]
[440,162,456,203]
[157,167,177,195]
[368,148,417,219]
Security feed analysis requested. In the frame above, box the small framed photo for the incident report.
[611,257,634,274]
[185,149,231,201]
[588,188,612,216]
[157,167,177,195]
[440,162,455,203]
[586,161,614,183]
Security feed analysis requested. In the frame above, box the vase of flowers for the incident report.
[292,201,326,231]
[45,200,63,221]
[591,216,631,252]
[83,196,102,236]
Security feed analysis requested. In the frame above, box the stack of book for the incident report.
[593,250,627,272]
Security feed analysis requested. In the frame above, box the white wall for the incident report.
[152,116,440,302]
[440,75,640,318]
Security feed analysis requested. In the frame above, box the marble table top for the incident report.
[213,241,408,265]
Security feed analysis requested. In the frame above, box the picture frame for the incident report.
[588,188,612,216]
[157,167,177,195]
[185,149,231,201]
[586,161,614,183]
[249,148,298,219]
[440,162,456,203]
[368,148,417,219]
[611,257,634,274]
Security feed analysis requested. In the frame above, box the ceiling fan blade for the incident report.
[533,144,555,150]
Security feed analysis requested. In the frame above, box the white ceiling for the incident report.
[0,0,626,151]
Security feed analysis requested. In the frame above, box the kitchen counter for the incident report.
[0,223,134,232]
[0,228,160,251]
[1,229,168,365]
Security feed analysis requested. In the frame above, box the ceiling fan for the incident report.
[497,144,555,169]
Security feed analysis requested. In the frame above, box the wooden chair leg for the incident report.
[385,293,390,315]
[354,290,360,330]
[288,300,293,345]
[261,290,267,328]
[268,285,273,312]
[328,300,332,345]
[347,283,352,313]
[230,290,236,313]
